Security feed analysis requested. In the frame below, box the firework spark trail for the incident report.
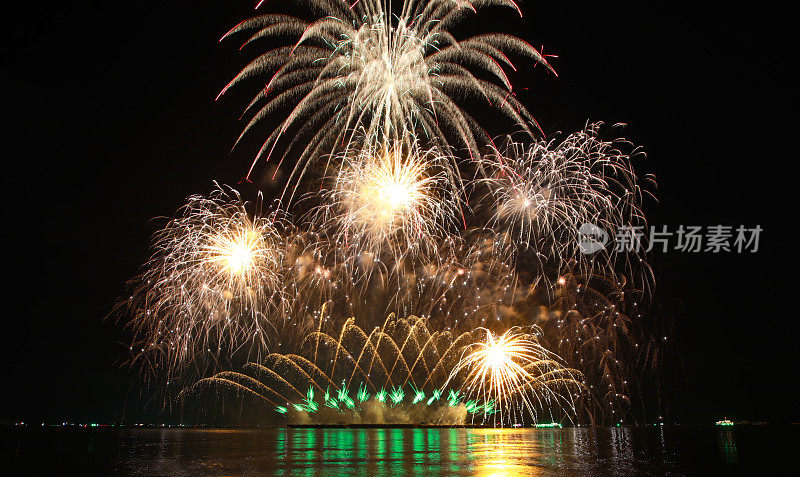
[546,270,654,422]
[218,0,554,202]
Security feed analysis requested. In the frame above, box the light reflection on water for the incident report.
[717,428,739,465]
[134,427,638,476]
[4,425,796,476]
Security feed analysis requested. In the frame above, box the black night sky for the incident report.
[2,1,797,425]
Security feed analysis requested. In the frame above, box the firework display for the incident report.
[120,0,662,427]
[187,315,582,426]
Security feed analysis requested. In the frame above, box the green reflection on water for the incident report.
[717,429,739,464]
[356,429,367,461]
[389,428,403,473]
[536,429,564,467]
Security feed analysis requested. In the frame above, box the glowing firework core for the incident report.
[227,241,253,274]
[362,153,426,224]
[329,145,448,253]
[208,228,262,277]
[487,344,510,371]
[470,330,531,389]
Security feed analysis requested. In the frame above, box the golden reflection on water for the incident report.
[468,429,546,476]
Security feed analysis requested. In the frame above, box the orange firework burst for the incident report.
[448,326,583,424]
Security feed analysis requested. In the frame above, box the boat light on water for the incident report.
[535,422,563,428]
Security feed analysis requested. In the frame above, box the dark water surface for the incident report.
[2,426,796,475]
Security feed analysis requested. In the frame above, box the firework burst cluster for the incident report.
[120,0,659,425]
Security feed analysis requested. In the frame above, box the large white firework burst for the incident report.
[123,185,285,374]
[219,0,554,201]
[311,140,460,272]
